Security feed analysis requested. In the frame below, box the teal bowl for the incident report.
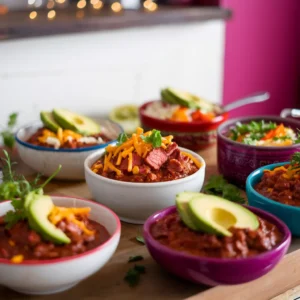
[246,162,300,236]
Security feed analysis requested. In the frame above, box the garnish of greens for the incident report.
[116,130,163,148]
[203,175,245,204]
[124,258,146,287]
[0,113,18,149]
[128,255,144,263]
[290,152,300,169]
[0,150,61,228]
[136,235,145,244]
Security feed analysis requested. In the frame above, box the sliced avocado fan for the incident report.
[40,111,61,133]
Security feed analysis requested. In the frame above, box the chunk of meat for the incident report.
[167,159,183,173]
[165,143,178,156]
[119,153,142,171]
[145,148,168,170]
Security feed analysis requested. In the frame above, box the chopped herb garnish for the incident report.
[203,175,245,204]
[124,265,146,287]
[116,133,128,146]
[141,129,162,148]
[128,255,144,263]
[136,235,145,244]
[0,150,61,228]
[290,152,300,169]
[273,136,290,141]
[0,112,18,149]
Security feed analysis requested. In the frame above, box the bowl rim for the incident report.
[0,196,121,266]
[84,146,206,187]
[139,100,228,126]
[143,205,291,264]
[217,115,300,150]
[246,161,300,211]
[15,121,123,153]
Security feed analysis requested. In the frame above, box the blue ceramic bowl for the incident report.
[246,162,300,236]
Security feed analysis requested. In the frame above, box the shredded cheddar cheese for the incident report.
[48,206,95,236]
[38,128,83,144]
[181,152,202,168]
[11,255,24,264]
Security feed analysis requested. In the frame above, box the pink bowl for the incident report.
[139,100,228,151]
[143,205,291,286]
[217,115,300,187]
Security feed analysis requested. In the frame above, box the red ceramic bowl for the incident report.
[139,100,228,151]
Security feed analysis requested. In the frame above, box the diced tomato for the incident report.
[191,110,215,122]
[170,107,189,122]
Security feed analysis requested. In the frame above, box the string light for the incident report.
[90,0,99,4]
[55,0,66,3]
[28,0,36,5]
[47,9,56,19]
[0,5,8,15]
[111,2,122,12]
[143,0,157,12]
[29,11,38,19]
[93,1,103,9]
[77,0,87,9]
[47,0,55,9]
[34,0,43,7]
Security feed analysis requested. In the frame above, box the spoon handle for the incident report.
[223,91,270,112]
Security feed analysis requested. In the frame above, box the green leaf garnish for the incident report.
[0,150,61,228]
[116,133,128,146]
[141,129,162,148]
[290,152,300,169]
[203,175,245,204]
[0,112,18,149]
[136,235,145,244]
[124,265,146,287]
[128,255,144,263]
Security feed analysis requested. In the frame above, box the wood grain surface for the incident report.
[1,146,300,300]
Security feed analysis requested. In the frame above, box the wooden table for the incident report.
[1,146,300,300]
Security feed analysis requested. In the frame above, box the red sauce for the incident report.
[27,127,111,149]
[255,165,300,206]
[151,212,282,258]
[0,217,110,261]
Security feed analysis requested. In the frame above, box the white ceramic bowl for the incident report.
[84,147,206,224]
[0,196,121,295]
[15,120,123,180]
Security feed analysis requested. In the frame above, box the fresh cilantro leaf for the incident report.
[203,175,246,204]
[117,133,128,146]
[0,113,18,149]
[128,255,144,263]
[141,130,162,148]
[124,265,146,286]
[290,152,300,169]
[136,235,145,244]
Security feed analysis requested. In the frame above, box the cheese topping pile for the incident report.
[48,206,95,236]
[265,165,300,180]
[38,128,103,149]
[92,127,201,176]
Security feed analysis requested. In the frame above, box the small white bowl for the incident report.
[84,147,206,224]
[15,121,123,180]
[0,196,121,295]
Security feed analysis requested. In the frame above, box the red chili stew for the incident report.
[27,127,111,149]
[0,216,110,260]
[151,212,282,258]
[255,165,300,206]
[93,143,199,183]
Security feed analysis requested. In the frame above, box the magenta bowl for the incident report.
[217,115,300,187]
[143,205,291,286]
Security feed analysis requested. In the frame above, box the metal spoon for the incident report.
[280,108,300,118]
[221,91,270,112]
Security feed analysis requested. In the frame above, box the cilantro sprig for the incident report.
[203,175,245,204]
[0,150,61,228]
[0,113,18,149]
[117,133,128,146]
[141,129,162,148]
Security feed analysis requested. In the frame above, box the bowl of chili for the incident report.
[143,205,290,286]
[0,195,121,295]
[15,120,123,180]
[84,128,206,224]
[217,116,300,187]
[246,154,300,236]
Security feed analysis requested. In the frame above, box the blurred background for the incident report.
[0,0,299,126]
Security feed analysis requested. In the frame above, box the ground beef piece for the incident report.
[119,153,142,171]
[165,143,178,156]
[145,148,168,170]
[167,159,183,173]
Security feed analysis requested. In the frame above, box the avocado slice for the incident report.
[40,111,61,133]
[24,189,43,210]
[161,89,177,105]
[176,192,200,230]
[188,194,259,237]
[28,195,71,244]
[163,87,215,112]
[53,108,100,135]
